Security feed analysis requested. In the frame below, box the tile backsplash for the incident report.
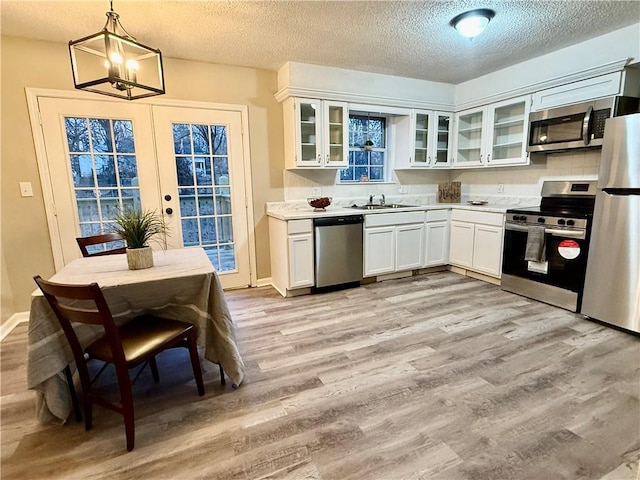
[283,150,600,204]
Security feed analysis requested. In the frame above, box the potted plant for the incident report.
[364,139,374,151]
[112,208,167,270]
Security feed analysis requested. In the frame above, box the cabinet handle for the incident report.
[409,156,412,163]
[317,154,321,164]
[480,154,483,162]
[487,154,491,163]
[428,156,432,165]
[326,154,330,164]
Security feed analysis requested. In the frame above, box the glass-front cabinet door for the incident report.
[430,112,453,167]
[323,101,349,167]
[296,98,323,167]
[413,111,430,166]
[454,107,485,167]
[486,95,531,166]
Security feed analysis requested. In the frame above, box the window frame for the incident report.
[338,111,391,184]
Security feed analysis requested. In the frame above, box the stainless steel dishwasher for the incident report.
[313,215,364,289]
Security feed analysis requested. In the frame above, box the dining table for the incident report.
[27,247,245,423]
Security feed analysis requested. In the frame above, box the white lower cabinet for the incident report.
[449,209,504,278]
[472,224,504,276]
[363,211,424,277]
[364,226,396,276]
[288,234,314,288]
[269,217,314,296]
[424,210,450,267]
[396,224,425,270]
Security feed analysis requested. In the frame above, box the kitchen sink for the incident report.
[350,203,418,210]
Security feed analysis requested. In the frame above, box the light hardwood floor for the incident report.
[2,272,639,479]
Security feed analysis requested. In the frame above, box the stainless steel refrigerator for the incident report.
[582,113,640,334]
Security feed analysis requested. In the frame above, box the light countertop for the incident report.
[266,202,532,221]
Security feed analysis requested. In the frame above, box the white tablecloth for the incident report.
[27,247,245,423]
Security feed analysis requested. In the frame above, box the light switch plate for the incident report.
[19,182,34,197]
[497,183,504,193]
[399,185,408,194]
[311,187,321,197]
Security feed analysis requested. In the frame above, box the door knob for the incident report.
[165,207,173,215]
[164,194,172,201]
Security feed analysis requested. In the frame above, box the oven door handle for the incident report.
[505,223,586,239]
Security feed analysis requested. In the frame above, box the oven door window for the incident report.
[529,113,585,147]
[503,229,588,292]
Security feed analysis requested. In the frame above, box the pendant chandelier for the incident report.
[69,1,165,100]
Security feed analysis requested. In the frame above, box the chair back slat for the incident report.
[76,233,126,257]
[56,304,105,326]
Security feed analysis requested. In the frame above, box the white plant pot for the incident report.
[126,246,154,270]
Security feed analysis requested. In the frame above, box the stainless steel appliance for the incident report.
[313,215,363,289]
[501,181,597,312]
[582,113,640,334]
[527,96,639,153]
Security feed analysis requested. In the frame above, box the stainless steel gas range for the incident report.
[501,181,597,312]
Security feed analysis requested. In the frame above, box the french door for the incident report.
[36,96,251,289]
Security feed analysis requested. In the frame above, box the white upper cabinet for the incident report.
[453,106,485,167]
[486,96,531,166]
[394,110,453,169]
[283,97,349,169]
[453,95,531,168]
[531,72,623,111]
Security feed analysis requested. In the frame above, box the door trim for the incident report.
[26,88,257,287]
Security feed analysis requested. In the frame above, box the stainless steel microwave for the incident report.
[527,96,639,153]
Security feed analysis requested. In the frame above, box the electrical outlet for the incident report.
[497,183,504,193]
[312,187,321,197]
[399,185,408,194]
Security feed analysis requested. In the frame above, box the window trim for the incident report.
[339,111,392,184]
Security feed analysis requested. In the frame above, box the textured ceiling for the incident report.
[1,1,639,84]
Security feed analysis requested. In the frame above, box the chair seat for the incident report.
[86,316,194,366]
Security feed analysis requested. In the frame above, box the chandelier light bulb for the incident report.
[109,51,123,64]
[125,59,139,71]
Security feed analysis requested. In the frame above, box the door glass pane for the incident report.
[64,116,141,253]
[434,114,451,165]
[299,102,318,163]
[171,123,237,272]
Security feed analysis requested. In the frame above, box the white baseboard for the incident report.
[0,311,29,342]
[255,277,273,288]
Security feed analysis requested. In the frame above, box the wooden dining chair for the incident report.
[76,233,127,257]
[33,275,205,452]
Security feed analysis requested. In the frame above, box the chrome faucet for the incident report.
[369,194,375,205]
[380,194,386,206]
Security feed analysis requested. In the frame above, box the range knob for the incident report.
[538,217,546,223]
[520,216,527,222]
[557,219,566,225]
[566,219,575,226]
[512,215,519,221]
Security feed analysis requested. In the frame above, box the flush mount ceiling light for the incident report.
[450,8,496,39]
[69,1,165,100]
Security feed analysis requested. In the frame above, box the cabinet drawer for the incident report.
[365,211,424,227]
[451,209,503,227]
[426,209,450,222]
[288,219,312,235]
